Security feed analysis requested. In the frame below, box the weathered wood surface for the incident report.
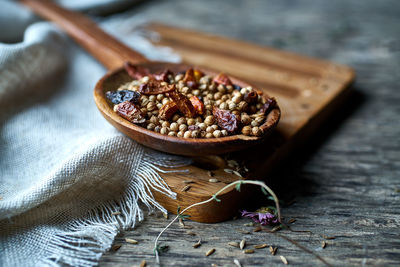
[99,0,400,266]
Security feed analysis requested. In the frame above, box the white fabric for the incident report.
[0,1,185,266]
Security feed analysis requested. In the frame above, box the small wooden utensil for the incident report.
[20,0,280,156]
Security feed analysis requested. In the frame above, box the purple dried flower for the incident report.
[240,210,279,225]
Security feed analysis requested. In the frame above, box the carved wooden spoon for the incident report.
[21,0,280,156]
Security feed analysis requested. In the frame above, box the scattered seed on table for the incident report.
[209,178,219,183]
[271,225,282,233]
[280,255,288,265]
[237,229,250,234]
[233,171,242,178]
[321,241,327,248]
[187,231,196,236]
[206,248,216,256]
[183,180,194,184]
[163,212,168,219]
[193,240,201,248]
[240,239,246,250]
[253,226,262,232]
[269,246,278,255]
[322,234,336,240]
[140,260,146,267]
[228,241,240,248]
[207,171,214,177]
[244,249,254,254]
[111,211,121,216]
[125,238,138,244]
[181,185,191,192]
[224,169,234,174]
[233,259,242,267]
[288,218,296,224]
[111,244,121,251]
[254,244,268,249]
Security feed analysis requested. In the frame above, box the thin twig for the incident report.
[153,180,281,263]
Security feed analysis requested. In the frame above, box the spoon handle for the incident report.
[20,0,148,70]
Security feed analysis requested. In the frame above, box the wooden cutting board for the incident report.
[143,23,355,222]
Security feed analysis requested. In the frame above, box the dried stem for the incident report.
[154,180,281,263]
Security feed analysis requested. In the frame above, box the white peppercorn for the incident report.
[147,123,156,130]
[205,133,213,138]
[154,126,161,133]
[172,114,180,122]
[177,131,184,138]
[213,130,222,138]
[187,118,196,126]
[160,127,169,135]
[219,102,228,110]
[168,131,176,136]
[242,126,251,135]
[221,130,228,136]
[157,94,164,101]
[179,124,188,132]
[206,126,214,133]
[252,126,262,136]
[162,121,170,128]
[170,122,179,132]
[175,74,184,82]
[191,130,199,138]
[198,123,206,130]
[177,117,186,125]
[183,131,192,138]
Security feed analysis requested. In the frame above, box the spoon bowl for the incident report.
[94,62,280,155]
[21,0,280,156]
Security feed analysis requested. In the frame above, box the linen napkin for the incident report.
[0,1,185,266]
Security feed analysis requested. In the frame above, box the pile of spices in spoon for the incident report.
[106,62,278,138]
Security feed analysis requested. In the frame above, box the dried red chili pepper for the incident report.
[261,97,277,115]
[244,90,258,104]
[212,106,240,133]
[114,101,145,123]
[168,89,196,118]
[124,62,150,80]
[154,69,174,82]
[213,73,233,86]
[139,79,175,95]
[183,68,197,88]
[189,96,205,115]
[158,101,178,120]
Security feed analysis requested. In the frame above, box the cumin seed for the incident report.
[179,218,185,228]
[240,239,246,250]
[288,218,296,224]
[269,246,278,255]
[224,168,234,174]
[253,226,262,232]
[125,238,138,244]
[111,211,121,216]
[206,248,216,256]
[233,170,242,177]
[321,241,326,248]
[187,231,196,236]
[243,249,254,254]
[254,244,268,249]
[321,234,336,240]
[209,178,219,183]
[271,225,282,233]
[140,260,146,267]
[181,185,191,192]
[163,212,168,219]
[233,259,242,267]
[228,241,240,248]
[237,229,250,234]
[280,255,288,265]
[193,240,201,248]
[244,222,254,227]
[111,244,121,251]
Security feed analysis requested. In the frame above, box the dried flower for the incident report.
[240,210,278,225]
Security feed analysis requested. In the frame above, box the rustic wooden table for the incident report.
[99,0,400,266]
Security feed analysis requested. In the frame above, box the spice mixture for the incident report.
[106,62,277,138]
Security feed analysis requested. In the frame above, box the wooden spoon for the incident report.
[20,0,280,156]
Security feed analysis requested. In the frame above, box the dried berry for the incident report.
[124,62,150,80]
[213,73,233,86]
[168,89,196,118]
[188,125,200,131]
[154,69,174,82]
[189,96,205,115]
[159,102,178,120]
[244,91,258,104]
[261,97,277,115]
[212,106,240,133]
[114,101,145,123]
[183,68,197,88]
[106,90,140,104]
[139,78,175,95]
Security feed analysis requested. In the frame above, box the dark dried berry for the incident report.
[114,101,145,123]
[188,125,200,131]
[261,97,277,115]
[124,62,150,80]
[106,90,140,104]
[212,106,240,133]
